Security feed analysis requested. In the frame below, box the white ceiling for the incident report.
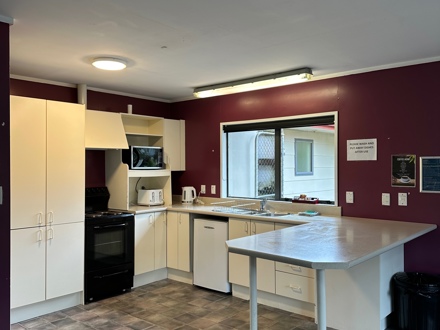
[2,0,440,102]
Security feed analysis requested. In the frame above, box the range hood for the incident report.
[85,109,128,150]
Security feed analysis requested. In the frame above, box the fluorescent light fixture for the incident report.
[92,57,127,71]
[193,67,312,98]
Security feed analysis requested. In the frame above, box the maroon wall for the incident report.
[172,62,440,274]
[0,21,10,329]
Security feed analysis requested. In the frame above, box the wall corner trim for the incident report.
[0,14,14,25]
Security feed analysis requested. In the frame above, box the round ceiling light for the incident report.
[92,57,127,71]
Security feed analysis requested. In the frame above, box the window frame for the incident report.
[220,111,338,205]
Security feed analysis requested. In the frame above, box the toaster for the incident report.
[138,189,163,206]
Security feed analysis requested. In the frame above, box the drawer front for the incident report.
[275,262,315,278]
[276,271,315,304]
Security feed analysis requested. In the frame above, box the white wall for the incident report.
[283,128,335,201]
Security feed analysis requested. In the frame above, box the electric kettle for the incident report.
[182,186,197,204]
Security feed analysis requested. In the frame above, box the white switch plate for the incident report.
[211,185,216,194]
[200,185,206,194]
[346,191,354,204]
[382,193,390,206]
[398,193,407,206]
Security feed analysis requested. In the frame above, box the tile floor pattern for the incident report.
[11,279,337,330]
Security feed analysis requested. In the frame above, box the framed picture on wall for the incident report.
[420,157,440,193]
[392,154,416,187]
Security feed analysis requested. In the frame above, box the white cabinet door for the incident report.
[166,212,179,270]
[253,220,276,293]
[46,222,84,300]
[163,119,185,171]
[10,96,46,229]
[135,213,155,275]
[177,213,190,271]
[228,218,275,293]
[228,218,251,287]
[154,211,167,269]
[166,212,190,271]
[10,228,46,308]
[46,100,85,226]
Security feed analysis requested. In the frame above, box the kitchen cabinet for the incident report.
[85,109,128,149]
[166,211,190,272]
[228,218,275,293]
[274,223,316,304]
[163,119,185,171]
[135,211,167,275]
[10,95,85,308]
[106,113,172,210]
[10,96,85,229]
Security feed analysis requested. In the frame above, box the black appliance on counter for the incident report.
[84,187,134,304]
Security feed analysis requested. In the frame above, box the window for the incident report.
[295,139,313,176]
[222,113,336,204]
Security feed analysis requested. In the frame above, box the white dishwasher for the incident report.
[193,218,231,293]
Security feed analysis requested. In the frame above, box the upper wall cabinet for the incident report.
[121,113,164,147]
[164,119,185,171]
[85,110,128,150]
[10,96,85,229]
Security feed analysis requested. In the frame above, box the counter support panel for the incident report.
[316,269,326,330]
[249,256,257,330]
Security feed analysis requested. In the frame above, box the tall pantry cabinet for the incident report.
[10,96,85,309]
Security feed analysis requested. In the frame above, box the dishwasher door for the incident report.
[193,219,231,293]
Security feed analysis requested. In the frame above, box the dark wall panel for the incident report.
[0,21,10,329]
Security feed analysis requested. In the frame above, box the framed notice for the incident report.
[392,155,416,187]
[420,157,440,193]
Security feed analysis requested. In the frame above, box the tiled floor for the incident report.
[11,279,333,330]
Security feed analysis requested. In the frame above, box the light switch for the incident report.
[211,185,216,194]
[398,193,407,206]
[201,185,206,194]
[382,193,390,206]
[346,191,354,204]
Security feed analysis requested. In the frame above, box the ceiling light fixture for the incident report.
[193,67,313,98]
[92,57,127,71]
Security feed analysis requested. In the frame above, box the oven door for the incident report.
[85,216,134,272]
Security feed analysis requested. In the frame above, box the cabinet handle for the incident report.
[252,222,256,235]
[47,211,54,224]
[289,265,302,272]
[149,214,154,224]
[37,229,43,242]
[47,227,54,240]
[289,284,302,293]
[244,222,248,234]
[37,212,43,225]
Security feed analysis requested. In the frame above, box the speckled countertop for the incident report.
[129,202,436,270]
[225,216,436,270]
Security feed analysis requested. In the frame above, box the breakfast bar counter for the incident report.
[226,216,436,330]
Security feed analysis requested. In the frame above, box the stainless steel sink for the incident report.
[212,207,290,217]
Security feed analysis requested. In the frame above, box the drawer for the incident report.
[276,271,315,304]
[275,262,315,278]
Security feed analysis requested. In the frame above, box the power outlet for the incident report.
[200,185,206,194]
[382,193,390,206]
[346,191,354,204]
[211,185,216,194]
[398,193,407,206]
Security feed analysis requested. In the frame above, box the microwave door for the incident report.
[132,148,144,168]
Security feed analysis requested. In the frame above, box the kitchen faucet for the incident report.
[260,198,267,211]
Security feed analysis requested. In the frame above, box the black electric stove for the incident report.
[84,187,134,304]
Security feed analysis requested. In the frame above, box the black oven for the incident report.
[84,188,135,304]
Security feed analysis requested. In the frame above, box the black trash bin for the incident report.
[393,272,440,330]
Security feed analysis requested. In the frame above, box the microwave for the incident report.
[122,146,164,170]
